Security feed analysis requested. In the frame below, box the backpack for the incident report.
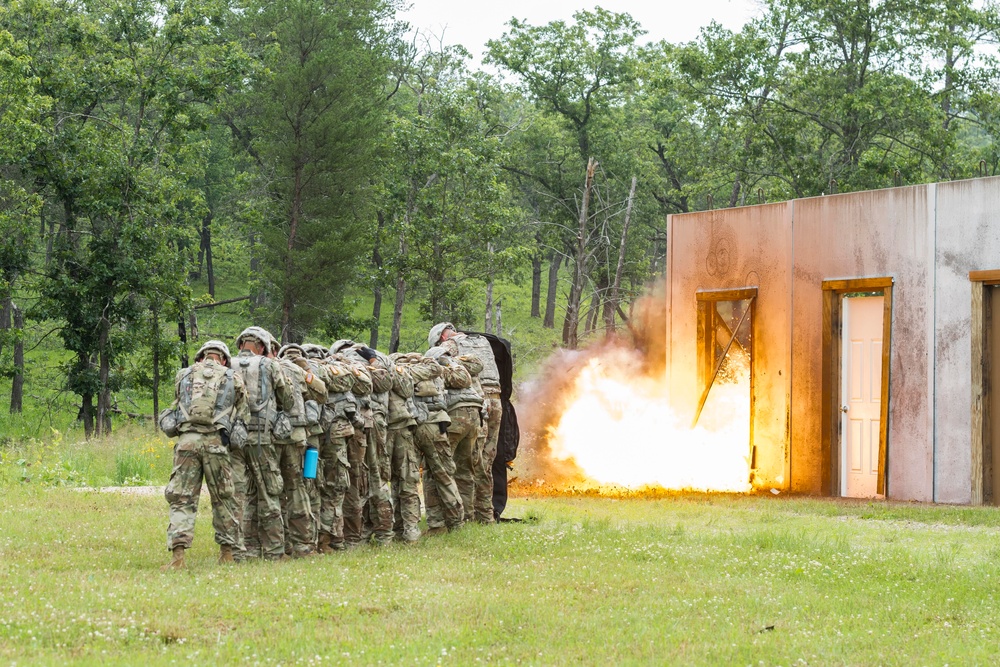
[235,353,274,431]
[454,334,501,387]
[162,361,236,435]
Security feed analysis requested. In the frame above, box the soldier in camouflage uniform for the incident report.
[231,327,296,561]
[426,345,481,531]
[160,340,248,570]
[331,340,395,546]
[328,342,377,548]
[314,346,361,553]
[394,352,464,538]
[431,323,502,524]
[273,341,328,557]
[299,344,336,551]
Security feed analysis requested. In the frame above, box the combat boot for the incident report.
[317,533,335,555]
[219,545,235,564]
[161,546,185,571]
[423,526,447,537]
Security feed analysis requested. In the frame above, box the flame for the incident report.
[543,350,752,493]
[515,281,753,496]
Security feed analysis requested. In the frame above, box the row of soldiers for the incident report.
[158,322,503,569]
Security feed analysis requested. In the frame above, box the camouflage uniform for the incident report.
[275,345,328,557]
[442,333,502,524]
[359,351,395,546]
[160,343,249,566]
[232,336,296,560]
[430,347,483,525]
[339,352,375,548]
[316,353,359,552]
[294,346,331,550]
[408,351,465,533]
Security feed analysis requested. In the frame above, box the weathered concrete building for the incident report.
[666,176,1000,504]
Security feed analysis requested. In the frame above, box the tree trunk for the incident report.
[530,240,542,318]
[189,310,198,341]
[390,274,405,354]
[370,210,386,349]
[177,314,189,368]
[10,303,23,413]
[584,288,600,336]
[485,280,494,334]
[151,308,160,421]
[249,231,263,308]
[562,158,597,349]
[604,176,637,335]
[495,299,503,337]
[97,318,112,436]
[0,294,10,359]
[544,252,561,329]
[203,211,215,298]
[81,391,95,438]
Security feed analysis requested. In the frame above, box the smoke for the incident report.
[514,278,668,486]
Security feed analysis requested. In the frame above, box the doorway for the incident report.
[822,278,893,498]
[970,271,1000,505]
[695,287,755,482]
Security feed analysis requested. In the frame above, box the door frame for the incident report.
[969,270,1000,504]
[695,287,757,478]
[821,277,893,497]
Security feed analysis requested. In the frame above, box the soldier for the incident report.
[231,327,295,561]
[395,352,464,538]
[430,323,503,524]
[273,341,328,557]
[159,340,248,570]
[330,340,394,546]
[311,345,359,553]
[295,344,333,550]
[426,345,481,529]
[328,341,378,548]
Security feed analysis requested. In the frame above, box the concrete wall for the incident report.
[667,204,793,489]
[791,187,935,500]
[666,178,1000,501]
[934,177,1000,503]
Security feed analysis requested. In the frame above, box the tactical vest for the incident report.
[276,358,308,426]
[172,361,236,433]
[323,360,358,423]
[453,334,500,389]
[235,352,275,432]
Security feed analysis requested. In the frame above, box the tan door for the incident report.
[990,288,1000,503]
[841,295,884,498]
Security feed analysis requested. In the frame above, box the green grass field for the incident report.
[3,480,1000,666]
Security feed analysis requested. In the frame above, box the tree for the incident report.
[226,0,404,344]
[6,0,246,435]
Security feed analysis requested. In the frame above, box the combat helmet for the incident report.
[236,326,272,351]
[195,340,232,366]
[329,339,355,355]
[427,322,455,348]
[278,343,305,359]
[301,343,328,360]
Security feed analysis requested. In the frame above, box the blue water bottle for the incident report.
[303,446,318,480]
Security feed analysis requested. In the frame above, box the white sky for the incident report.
[399,0,762,60]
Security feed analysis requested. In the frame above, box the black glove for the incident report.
[220,429,231,446]
[357,346,377,361]
[438,422,449,435]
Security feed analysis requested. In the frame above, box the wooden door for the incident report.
[841,295,884,498]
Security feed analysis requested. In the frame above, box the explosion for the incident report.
[516,282,753,494]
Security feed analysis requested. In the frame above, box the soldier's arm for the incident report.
[269,359,297,411]
[349,361,374,395]
[392,364,414,397]
[458,354,484,377]
[232,372,250,425]
[408,356,443,383]
[367,358,393,394]
[300,362,328,404]
[441,360,473,389]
